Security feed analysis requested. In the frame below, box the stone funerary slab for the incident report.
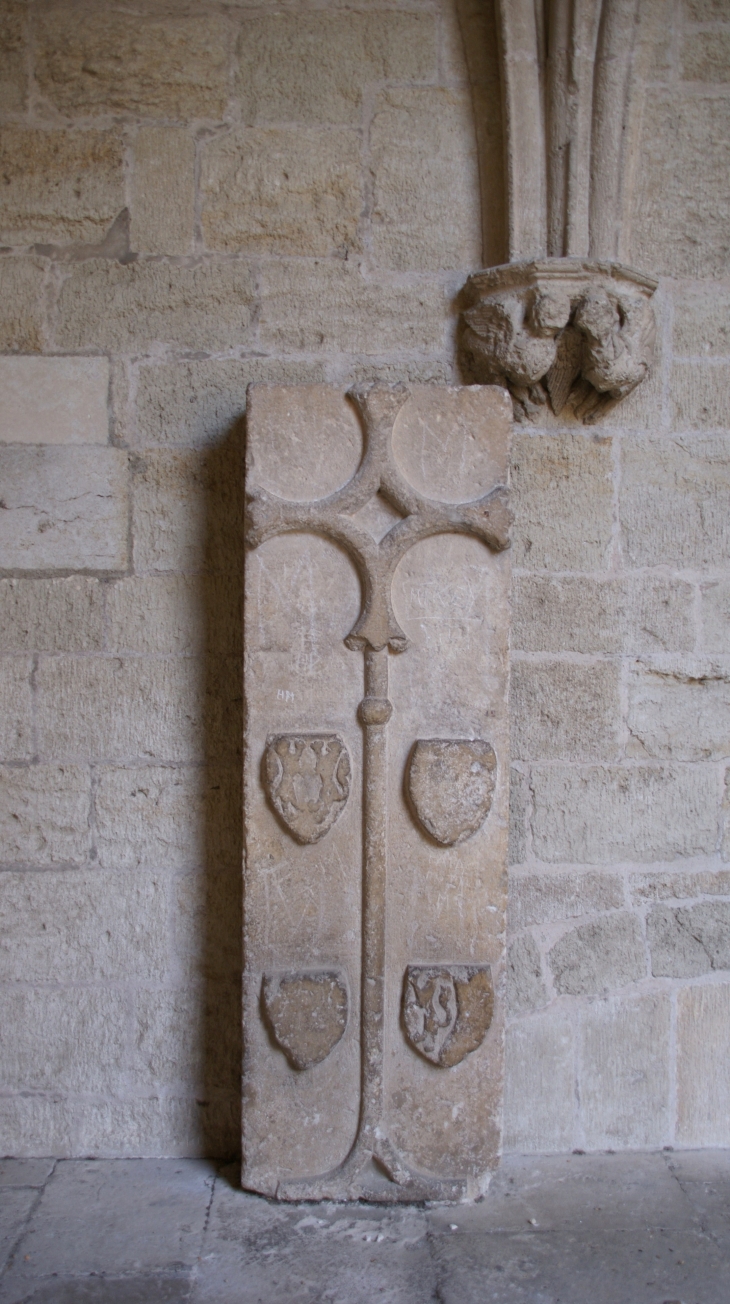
[243,383,512,1201]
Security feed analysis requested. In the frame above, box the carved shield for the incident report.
[263,734,351,844]
[262,970,348,1071]
[402,965,494,1068]
[406,739,496,846]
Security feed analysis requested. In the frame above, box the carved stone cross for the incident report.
[243,383,512,1201]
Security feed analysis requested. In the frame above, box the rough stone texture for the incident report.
[673,284,730,355]
[677,984,730,1146]
[55,260,256,354]
[578,994,671,1150]
[0,127,124,246]
[0,447,128,572]
[701,580,730,654]
[621,436,730,568]
[201,128,361,257]
[511,658,620,761]
[510,432,614,571]
[627,658,730,760]
[0,765,91,867]
[648,902,730,977]
[0,659,33,761]
[35,4,231,120]
[506,933,546,1015]
[503,1011,574,1153]
[0,0,25,115]
[0,357,109,445]
[509,871,624,930]
[243,384,510,1199]
[548,913,647,997]
[130,128,195,256]
[0,257,46,352]
[531,765,720,863]
[0,579,103,652]
[236,11,436,125]
[513,575,695,654]
[672,360,730,429]
[369,88,481,271]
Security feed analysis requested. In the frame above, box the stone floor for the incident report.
[1,1151,729,1303]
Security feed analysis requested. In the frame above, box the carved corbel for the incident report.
[459,0,659,422]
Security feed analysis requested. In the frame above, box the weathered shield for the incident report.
[262,970,348,1070]
[263,733,350,844]
[405,739,496,846]
[402,965,494,1068]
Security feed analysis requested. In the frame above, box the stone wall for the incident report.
[0,0,728,1158]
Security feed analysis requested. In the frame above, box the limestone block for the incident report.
[258,260,446,355]
[0,128,124,246]
[630,868,730,902]
[0,869,168,983]
[0,764,90,866]
[648,902,730,977]
[133,357,327,448]
[0,579,103,652]
[201,127,361,256]
[0,258,45,352]
[510,432,613,571]
[105,577,203,656]
[55,260,255,353]
[672,362,730,430]
[243,383,511,1201]
[506,933,547,1015]
[131,449,242,575]
[512,575,695,655]
[511,659,620,761]
[0,988,128,1094]
[701,580,730,654]
[35,3,230,119]
[0,357,109,445]
[630,92,730,278]
[508,766,528,865]
[548,913,646,996]
[684,0,729,16]
[369,88,480,272]
[578,994,671,1150]
[676,983,730,1146]
[130,128,195,256]
[627,658,730,760]
[237,11,436,125]
[509,871,624,930]
[130,982,238,1093]
[95,765,239,871]
[35,657,206,764]
[0,659,32,761]
[173,867,241,984]
[0,0,25,113]
[621,434,730,568]
[531,765,719,863]
[0,447,128,571]
[503,1009,574,1153]
[724,768,730,860]
[673,285,730,356]
[682,30,730,81]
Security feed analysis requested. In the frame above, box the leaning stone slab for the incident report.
[243,383,511,1201]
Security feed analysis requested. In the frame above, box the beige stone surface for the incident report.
[243,383,510,1200]
[682,29,730,81]
[676,983,730,1146]
[503,1010,574,1154]
[511,432,613,571]
[548,913,647,997]
[0,128,124,246]
[621,434,730,568]
[131,448,242,575]
[0,868,168,984]
[131,128,195,256]
[578,994,671,1150]
[648,902,730,977]
[0,257,45,352]
[506,933,546,1015]
[674,285,730,355]
[201,127,361,256]
[236,11,436,126]
[531,765,719,863]
[672,361,730,430]
[258,260,445,355]
[95,764,239,872]
[0,0,25,114]
[35,3,231,119]
[369,88,480,271]
[509,871,625,930]
[0,764,91,867]
[511,659,620,761]
[0,446,128,572]
[0,578,103,652]
[0,658,33,762]
[0,356,109,445]
[512,575,695,654]
[627,658,730,761]
[0,988,128,1094]
[630,868,730,902]
[702,581,730,654]
[55,259,256,353]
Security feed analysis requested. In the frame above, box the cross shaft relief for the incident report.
[243,384,512,1202]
